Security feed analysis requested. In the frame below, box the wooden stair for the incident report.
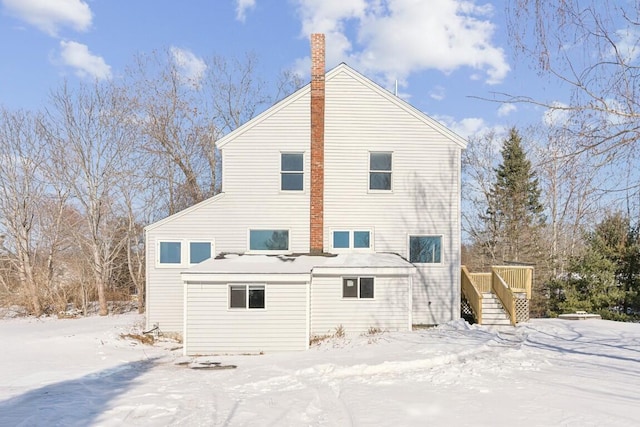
[480,293,511,326]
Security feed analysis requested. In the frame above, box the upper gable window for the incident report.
[249,229,289,251]
[409,235,442,264]
[369,152,392,191]
[281,153,304,191]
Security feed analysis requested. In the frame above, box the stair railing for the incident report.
[491,271,517,326]
[461,266,483,324]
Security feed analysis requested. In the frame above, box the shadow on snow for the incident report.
[0,358,159,426]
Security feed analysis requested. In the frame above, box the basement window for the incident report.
[281,153,304,191]
[343,277,374,299]
[229,285,265,309]
[369,152,392,191]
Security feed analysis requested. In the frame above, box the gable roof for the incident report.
[216,63,467,150]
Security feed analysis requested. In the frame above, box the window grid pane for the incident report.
[343,278,358,298]
[190,242,211,264]
[160,242,181,264]
[281,173,303,191]
[229,286,246,308]
[359,278,374,298]
[281,153,303,171]
[370,153,392,171]
[248,286,265,309]
[353,231,370,248]
[370,172,391,190]
[333,231,350,248]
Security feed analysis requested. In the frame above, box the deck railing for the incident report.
[461,266,483,324]
[461,265,534,326]
[492,266,533,299]
[492,271,517,326]
[469,272,492,293]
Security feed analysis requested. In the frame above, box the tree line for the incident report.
[0,49,300,316]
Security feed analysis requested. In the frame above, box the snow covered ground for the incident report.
[0,314,638,426]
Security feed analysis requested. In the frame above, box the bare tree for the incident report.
[0,107,49,314]
[44,81,139,316]
[125,49,302,216]
[506,1,640,162]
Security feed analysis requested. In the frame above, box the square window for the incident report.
[353,231,370,248]
[333,231,350,249]
[281,153,303,191]
[249,230,289,251]
[190,242,211,264]
[343,278,358,298]
[159,241,181,264]
[359,277,374,298]
[409,236,442,263]
[369,152,392,191]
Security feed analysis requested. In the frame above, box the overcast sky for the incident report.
[0,0,577,139]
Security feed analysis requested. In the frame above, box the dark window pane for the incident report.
[230,286,246,308]
[250,230,289,251]
[409,236,442,263]
[333,231,350,248]
[281,173,303,190]
[160,242,181,264]
[190,242,211,264]
[370,152,391,171]
[282,153,303,171]
[248,286,265,309]
[360,278,374,298]
[370,172,391,190]
[354,231,370,248]
[343,278,358,298]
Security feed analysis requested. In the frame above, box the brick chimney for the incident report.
[310,33,325,255]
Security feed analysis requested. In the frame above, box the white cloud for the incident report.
[59,41,111,80]
[497,103,516,117]
[613,27,640,63]
[434,114,489,139]
[542,102,570,127]
[235,0,256,22]
[2,0,91,36]
[170,47,207,87]
[294,0,509,86]
[429,86,446,101]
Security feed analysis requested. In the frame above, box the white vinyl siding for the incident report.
[310,275,410,334]
[322,69,462,325]
[184,281,308,354]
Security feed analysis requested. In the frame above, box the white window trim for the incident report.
[330,229,374,252]
[157,239,215,268]
[188,240,215,266]
[246,228,292,254]
[280,151,305,193]
[368,151,393,193]
[407,234,444,265]
[156,240,185,268]
[228,284,267,310]
[342,277,375,300]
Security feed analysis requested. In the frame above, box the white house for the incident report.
[145,34,467,355]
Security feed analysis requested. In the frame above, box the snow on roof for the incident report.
[184,252,414,275]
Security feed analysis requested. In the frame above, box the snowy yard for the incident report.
[0,314,639,426]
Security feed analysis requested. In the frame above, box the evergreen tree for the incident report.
[484,127,544,263]
[548,212,640,320]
